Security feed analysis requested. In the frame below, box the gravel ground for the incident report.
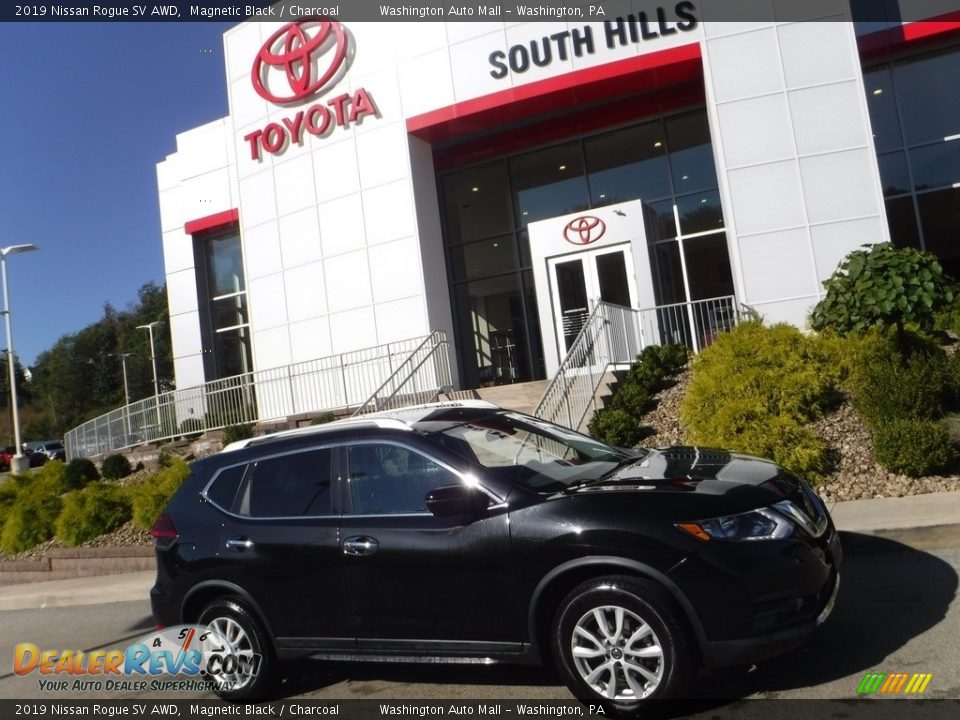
[636,369,960,502]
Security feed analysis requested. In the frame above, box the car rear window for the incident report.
[205,464,247,511]
[238,448,333,517]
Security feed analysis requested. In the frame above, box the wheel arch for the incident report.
[181,581,280,655]
[527,556,706,663]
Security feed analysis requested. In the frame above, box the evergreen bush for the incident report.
[873,419,956,477]
[55,482,132,547]
[588,409,642,448]
[63,458,100,491]
[101,454,133,480]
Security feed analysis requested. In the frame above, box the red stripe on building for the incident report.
[184,208,240,235]
[858,13,960,61]
[406,43,703,146]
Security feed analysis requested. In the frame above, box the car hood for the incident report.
[570,446,803,506]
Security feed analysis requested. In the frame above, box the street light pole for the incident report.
[110,352,133,437]
[137,322,162,432]
[1,244,38,473]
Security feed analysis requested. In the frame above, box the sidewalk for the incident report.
[0,491,958,613]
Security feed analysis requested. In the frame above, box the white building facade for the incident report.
[157,3,960,402]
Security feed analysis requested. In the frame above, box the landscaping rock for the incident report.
[634,369,960,503]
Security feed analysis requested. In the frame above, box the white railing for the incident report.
[533,296,745,431]
[65,333,441,459]
[352,331,453,416]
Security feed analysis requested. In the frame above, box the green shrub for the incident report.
[611,382,651,418]
[55,483,132,547]
[101,454,133,480]
[179,418,203,436]
[588,409,642,448]
[682,323,840,425]
[811,242,958,339]
[849,349,952,426]
[130,458,191,531]
[223,424,254,445]
[625,361,665,396]
[873,419,956,477]
[680,322,840,480]
[157,445,180,468]
[0,482,62,554]
[0,481,19,529]
[311,412,337,425]
[650,343,690,376]
[63,458,100,491]
[934,297,960,336]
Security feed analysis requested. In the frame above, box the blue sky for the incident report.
[0,22,235,366]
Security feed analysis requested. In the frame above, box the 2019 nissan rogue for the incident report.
[149,401,841,711]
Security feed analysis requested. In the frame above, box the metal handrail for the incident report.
[533,295,744,431]
[352,330,452,416]
[64,332,444,459]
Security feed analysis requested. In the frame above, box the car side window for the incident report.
[346,444,461,515]
[205,464,247,511]
[238,448,333,517]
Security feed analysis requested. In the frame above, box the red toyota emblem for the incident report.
[251,19,348,105]
[563,216,606,245]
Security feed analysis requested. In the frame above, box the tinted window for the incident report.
[206,464,247,511]
[346,444,461,515]
[241,449,333,517]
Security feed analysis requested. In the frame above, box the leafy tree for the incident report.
[811,243,958,344]
[24,282,173,438]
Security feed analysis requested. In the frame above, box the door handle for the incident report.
[225,537,255,552]
[342,536,379,556]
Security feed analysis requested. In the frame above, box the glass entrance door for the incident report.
[547,246,637,353]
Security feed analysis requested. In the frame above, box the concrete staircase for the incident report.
[474,380,551,416]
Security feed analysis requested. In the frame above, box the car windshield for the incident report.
[427,412,643,493]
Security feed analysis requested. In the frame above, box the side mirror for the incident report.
[426,484,489,518]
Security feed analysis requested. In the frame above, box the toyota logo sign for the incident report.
[563,216,606,245]
[252,19,348,105]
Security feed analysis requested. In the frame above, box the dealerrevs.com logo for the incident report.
[13,625,259,693]
[244,19,380,161]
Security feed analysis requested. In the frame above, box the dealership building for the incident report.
[155,3,960,413]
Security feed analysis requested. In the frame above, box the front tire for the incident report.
[197,596,279,701]
[552,576,692,711]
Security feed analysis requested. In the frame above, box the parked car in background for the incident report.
[0,446,15,472]
[150,401,841,709]
[23,440,65,463]
[35,441,66,462]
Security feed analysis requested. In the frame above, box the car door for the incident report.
[211,445,353,648]
[338,439,523,655]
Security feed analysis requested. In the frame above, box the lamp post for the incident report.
[1,244,37,473]
[109,352,133,438]
[137,321,162,432]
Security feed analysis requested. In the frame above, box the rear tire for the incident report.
[197,596,279,701]
[551,576,692,712]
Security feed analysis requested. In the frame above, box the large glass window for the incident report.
[865,46,960,278]
[440,108,729,388]
[197,229,253,380]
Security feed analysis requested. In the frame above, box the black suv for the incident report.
[150,401,841,710]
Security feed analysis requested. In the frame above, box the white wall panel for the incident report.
[277,208,323,268]
[738,229,819,302]
[273,154,317,217]
[362,180,416,246]
[375,296,428,344]
[800,149,880,224]
[324,250,373,313]
[248,273,288,329]
[284,261,328,323]
[313,139,361,203]
[368,237,423,304]
[318,194,366,257]
[789,81,868,156]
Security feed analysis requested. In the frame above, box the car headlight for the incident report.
[677,507,794,542]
